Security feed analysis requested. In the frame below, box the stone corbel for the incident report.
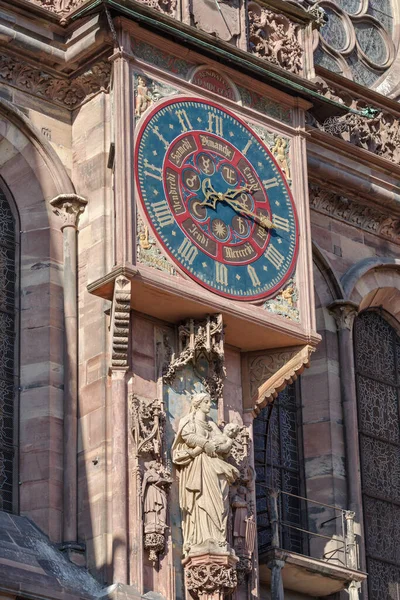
[110,276,131,370]
[183,553,238,600]
[246,344,315,415]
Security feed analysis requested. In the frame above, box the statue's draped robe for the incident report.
[143,469,167,534]
[172,415,239,552]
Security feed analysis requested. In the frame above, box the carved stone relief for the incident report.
[310,77,400,165]
[134,73,178,120]
[163,315,225,402]
[0,53,111,109]
[27,0,86,14]
[136,0,177,16]
[191,0,240,44]
[130,395,172,563]
[248,2,304,75]
[263,278,300,322]
[309,183,400,243]
[137,213,177,276]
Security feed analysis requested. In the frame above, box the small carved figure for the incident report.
[142,460,172,562]
[272,137,291,180]
[139,225,153,250]
[135,75,152,117]
[281,286,294,306]
[172,392,239,556]
[232,486,248,553]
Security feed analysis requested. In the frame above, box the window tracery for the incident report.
[254,384,304,556]
[0,187,16,513]
[355,310,400,598]
[314,0,395,87]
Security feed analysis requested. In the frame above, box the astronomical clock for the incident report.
[135,98,299,302]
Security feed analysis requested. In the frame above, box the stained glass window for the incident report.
[354,310,400,598]
[0,186,17,513]
[315,1,394,87]
[254,384,304,556]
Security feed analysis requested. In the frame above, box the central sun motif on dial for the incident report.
[135,98,299,301]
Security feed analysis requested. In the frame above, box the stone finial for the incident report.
[328,301,359,331]
[50,193,87,230]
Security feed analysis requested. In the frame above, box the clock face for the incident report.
[135,97,299,301]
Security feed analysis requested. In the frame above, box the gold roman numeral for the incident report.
[263,177,279,190]
[144,159,163,181]
[247,265,261,287]
[207,113,223,136]
[215,262,228,286]
[178,238,198,265]
[152,200,174,227]
[176,109,193,132]
[273,215,290,232]
[265,244,285,270]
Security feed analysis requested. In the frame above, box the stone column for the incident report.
[50,194,87,546]
[109,276,132,584]
[328,301,366,574]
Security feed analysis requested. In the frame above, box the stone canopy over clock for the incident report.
[135,97,299,301]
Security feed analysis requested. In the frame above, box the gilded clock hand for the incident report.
[222,183,259,201]
[223,196,275,229]
[199,178,224,209]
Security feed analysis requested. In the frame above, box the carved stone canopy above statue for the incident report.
[163,314,225,402]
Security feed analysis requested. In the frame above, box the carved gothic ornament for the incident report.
[130,396,165,457]
[328,300,359,331]
[130,394,172,563]
[247,344,315,414]
[0,53,111,110]
[163,314,225,401]
[248,2,303,75]
[310,77,400,165]
[27,0,87,15]
[110,276,131,370]
[183,553,238,600]
[50,194,87,229]
[309,183,400,244]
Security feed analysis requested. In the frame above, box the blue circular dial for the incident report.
[135,97,299,301]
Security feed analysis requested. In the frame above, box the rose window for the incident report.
[314,0,395,87]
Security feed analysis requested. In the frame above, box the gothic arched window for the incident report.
[314,1,395,87]
[354,310,400,598]
[0,184,17,513]
[254,383,304,556]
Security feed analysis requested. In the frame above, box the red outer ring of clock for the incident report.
[134,96,300,302]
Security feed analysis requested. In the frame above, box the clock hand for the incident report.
[198,178,224,209]
[223,196,275,229]
[223,183,259,201]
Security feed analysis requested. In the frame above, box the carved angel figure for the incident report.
[172,393,239,556]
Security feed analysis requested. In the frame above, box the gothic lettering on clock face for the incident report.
[135,98,299,301]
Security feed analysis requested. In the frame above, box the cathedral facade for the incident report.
[0,1,399,599]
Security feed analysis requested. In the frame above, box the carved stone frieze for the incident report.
[136,0,177,17]
[309,183,400,243]
[248,345,315,413]
[110,276,131,370]
[311,77,400,165]
[163,314,225,401]
[248,2,303,75]
[27,0,86,14]
[0,53,111,109]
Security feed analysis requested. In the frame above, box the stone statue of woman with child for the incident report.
[172,392,240,557]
